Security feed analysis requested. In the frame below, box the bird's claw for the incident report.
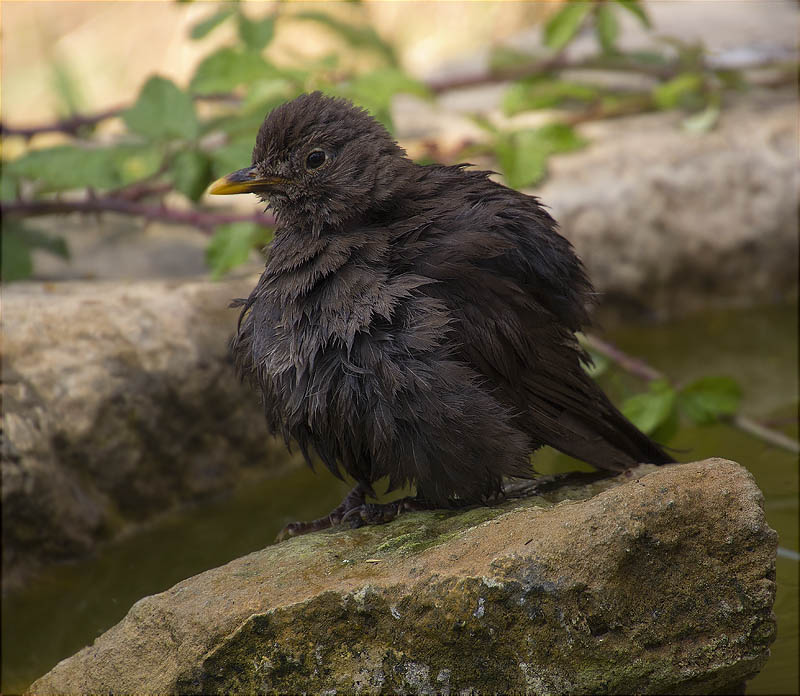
[275,492,431,542]
[341,502,405,528]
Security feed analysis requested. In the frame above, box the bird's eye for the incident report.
[306,150,326,170]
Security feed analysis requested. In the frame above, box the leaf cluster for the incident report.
[1,0,756,280]
[621,375,742,444]
[585,348,744,445]
[502,0,737,132]
[1,3,428,281]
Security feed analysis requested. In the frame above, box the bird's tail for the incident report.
[546,390,676,472]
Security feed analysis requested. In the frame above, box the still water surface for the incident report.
[2,304,797,694]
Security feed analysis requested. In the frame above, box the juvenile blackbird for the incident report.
[209,92,674,538]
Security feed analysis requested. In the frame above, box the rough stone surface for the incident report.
[30,459,777,695]
[539,90,799,320]
[1,276,285,593]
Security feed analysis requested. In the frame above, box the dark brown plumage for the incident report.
[209,92,674,538]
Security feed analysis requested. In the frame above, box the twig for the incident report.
[426,53,680,94]
[731,416,800,454]
[0,93,242,139]
[583,333,800,454]
[2,50,794,137]
[0,106,125,138]
[0,198,274,232]
[582,334,663,382]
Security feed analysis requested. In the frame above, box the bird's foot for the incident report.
[340,497,431,528]
[275,484,368,542]
[275,490,433,541]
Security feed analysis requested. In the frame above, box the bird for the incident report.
[209,91,674,540]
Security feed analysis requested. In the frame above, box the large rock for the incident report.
[30,459,777,695]
[1,277,285,593]
[539,90,799,320]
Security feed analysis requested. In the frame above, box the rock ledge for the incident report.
[30,458,776,695]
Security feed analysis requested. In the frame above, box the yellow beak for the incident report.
[207,167,290,195]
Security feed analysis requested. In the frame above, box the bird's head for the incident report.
[209,92,409,229]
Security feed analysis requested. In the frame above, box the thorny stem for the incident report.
[582,334,800,454]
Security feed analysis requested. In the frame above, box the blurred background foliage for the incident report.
[1,0,774,281]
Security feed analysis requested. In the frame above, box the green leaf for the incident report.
[543,2,592,52]
[613,0,651,28]
[2,223,33,281]
[7,143,162,192]
[238,12,276,51]
[206,222,264,279]
[8,145,120,191]
[682,103,720,133]
[678,376,742,425]
[171,149,212,201]
[503,76,598,116]
[293,11,397,66]
[190,47,273,95]
[2,220,69,282]
[622,380,677,435]
[190,8,234,39]
[496,123,586,189]
[495,134,546,190]
[595,4,619,54]
[650,400,680,444]
[108,144,164,186]
[652,73,704,110]
[123,76,199,140]
[537,122,588,152]
[1,171,18,201]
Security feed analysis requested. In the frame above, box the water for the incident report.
[2,304,797,694]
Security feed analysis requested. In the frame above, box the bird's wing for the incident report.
[398,186,672,470]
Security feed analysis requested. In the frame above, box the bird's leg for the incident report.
[340,496,435,528]
[275,483,368,542]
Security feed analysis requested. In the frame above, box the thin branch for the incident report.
[0,106,125,138]
[6,49,794,139]
[582,333,663,382]
[0,93,242,139]
[582,333,800,454]
[0,198,274,232]
[426,53,680,94]
[731,416,800,454]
